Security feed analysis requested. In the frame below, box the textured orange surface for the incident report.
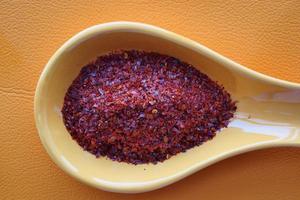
[1,1,300,199]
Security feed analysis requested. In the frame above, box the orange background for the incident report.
[1,1,300,199]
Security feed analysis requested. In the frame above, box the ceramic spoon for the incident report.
[34,22,300,193]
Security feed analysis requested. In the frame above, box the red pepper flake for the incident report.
[62,50,236,164]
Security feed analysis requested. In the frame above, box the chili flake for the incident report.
[62,50,236,164]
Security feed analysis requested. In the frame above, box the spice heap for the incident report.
[62,50,236,164]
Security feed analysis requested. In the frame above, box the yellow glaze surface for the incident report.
[34,22,300,193]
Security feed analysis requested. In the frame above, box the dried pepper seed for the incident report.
[152,109,158,114]
[62,50,236,164]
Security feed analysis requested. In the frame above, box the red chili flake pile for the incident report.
[62,50,236,164]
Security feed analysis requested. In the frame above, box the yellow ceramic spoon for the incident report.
[34,22,300,193]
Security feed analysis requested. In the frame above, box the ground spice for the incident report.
[62,50,236,164]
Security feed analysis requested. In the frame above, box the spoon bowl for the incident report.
[34,21,300,193]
